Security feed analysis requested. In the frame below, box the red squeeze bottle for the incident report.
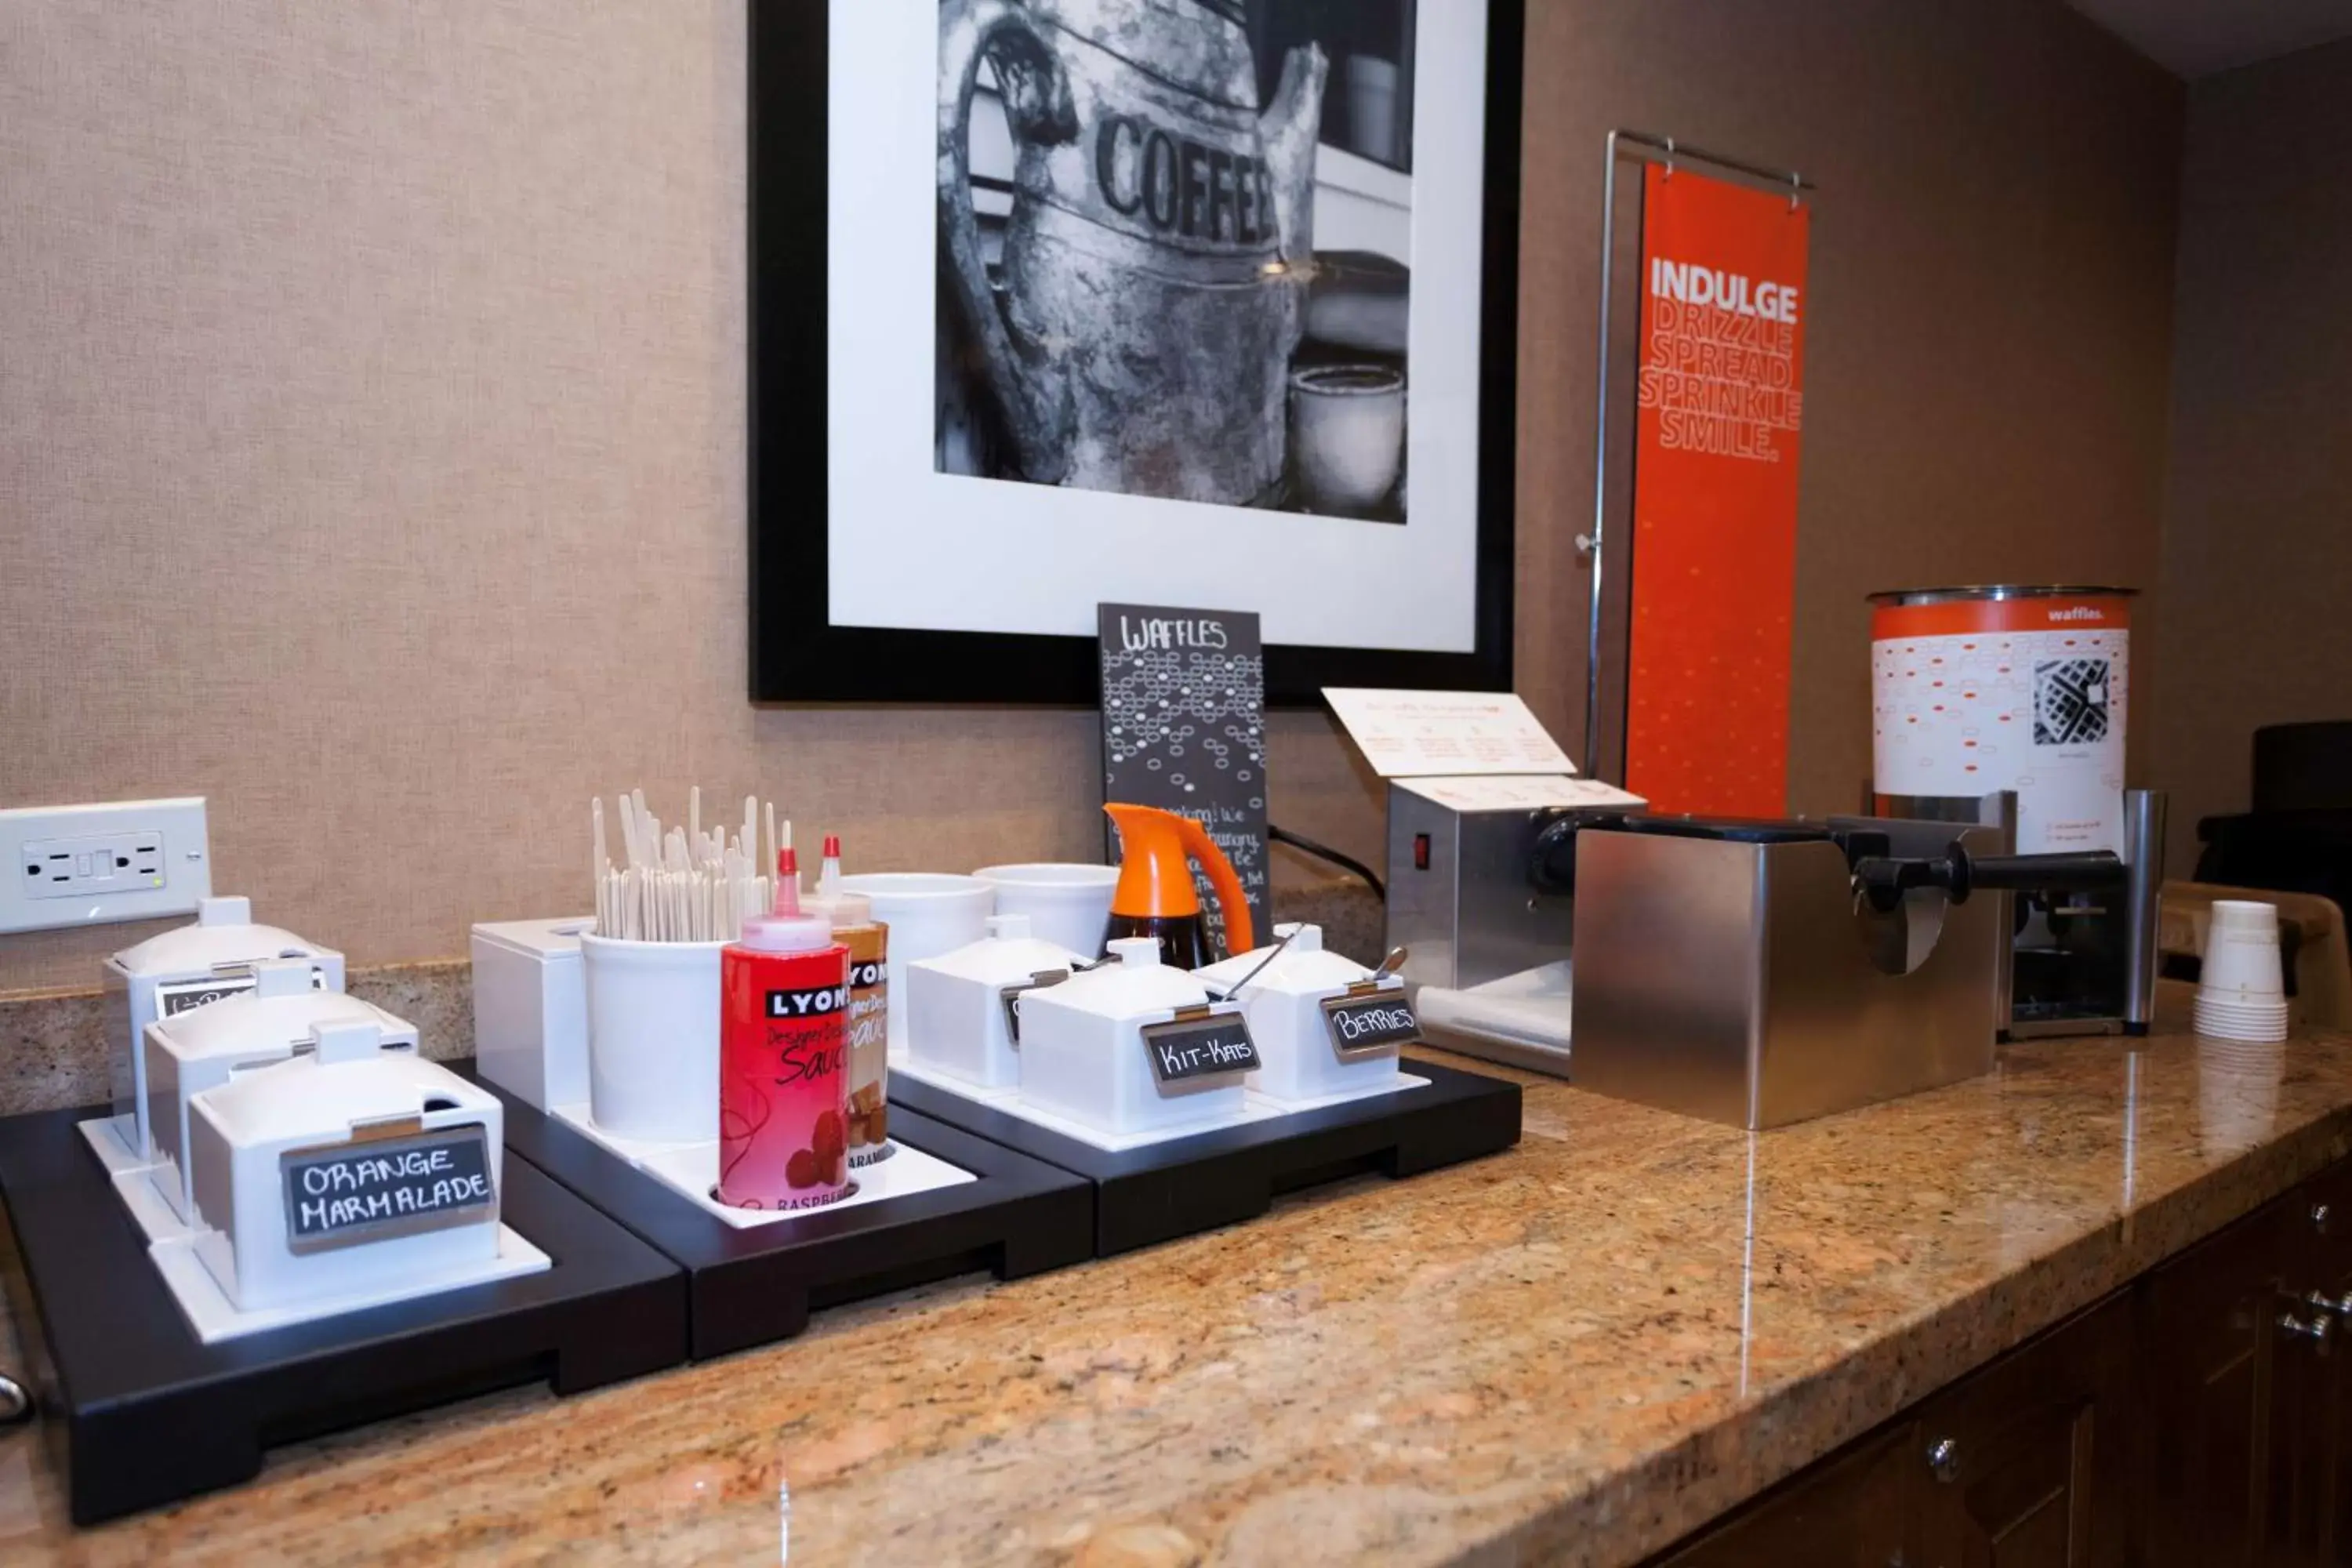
[717,848,855,1210]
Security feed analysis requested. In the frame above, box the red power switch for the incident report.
[1412,833,1431,871]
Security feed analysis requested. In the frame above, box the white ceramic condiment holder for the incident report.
[144,958,419,1227]
[1194,923,1408,1103]
[906,914,1087,1090]
[471,916,593,1112]
[837,873,996,1055]
[187,1018,508,1315]
[102,895,344,1163]
[1016,937,1248,1134]
[580,933,724,1144]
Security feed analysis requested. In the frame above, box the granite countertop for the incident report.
[5,1015,2352,1566]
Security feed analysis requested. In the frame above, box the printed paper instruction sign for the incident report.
[1321,688,1577,779]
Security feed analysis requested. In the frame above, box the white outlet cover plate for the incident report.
[0,798,212,935]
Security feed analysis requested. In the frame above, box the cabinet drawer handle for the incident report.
[1926,1436,1960,1483]
[2279,1309,2335,1345]
[2307,1289,2352,1318]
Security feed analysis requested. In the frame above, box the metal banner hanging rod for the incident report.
[1607,129,1813,193]
[1581,129,1814,781]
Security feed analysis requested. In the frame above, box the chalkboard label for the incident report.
[158,966,325,1018]
[281,1124,496,1255]
[1321,989,1421,1054]
[1140,1007,1261,1084]
[998,971,1071,1044]
[1098,603,1268,959]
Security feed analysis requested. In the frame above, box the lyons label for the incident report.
[767,985,847,1018]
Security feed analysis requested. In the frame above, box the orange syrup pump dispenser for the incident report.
[1102,803,1255,970]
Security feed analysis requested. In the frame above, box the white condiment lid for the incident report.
[111,895,332,978]
[1195,923,1376,997]
[1024,935,1206,1021]
[150,964,409,1061]
[196,1023,495,1145]
[910,918,1083,985]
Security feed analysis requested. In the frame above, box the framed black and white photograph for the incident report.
[750,0,1523,703]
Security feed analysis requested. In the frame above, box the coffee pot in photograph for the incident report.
[938,0,1327,503]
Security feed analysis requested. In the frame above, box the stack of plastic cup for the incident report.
[2194,900,2290,1044]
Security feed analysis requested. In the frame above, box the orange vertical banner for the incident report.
[1624,165,1809,816]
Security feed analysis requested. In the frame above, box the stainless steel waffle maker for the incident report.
[1871,789,2168,1039]
[1569,811,2151,1130]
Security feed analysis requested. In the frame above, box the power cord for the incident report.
[1268,823,1385,902]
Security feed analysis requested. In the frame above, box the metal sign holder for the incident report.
[1580,130,1817,782]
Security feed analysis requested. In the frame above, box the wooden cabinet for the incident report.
[1656,1297,2136,1568]
[2140,1207,2291,1566]
[1908,1294,2136,1567]
[1649,1156,2352,1568]
[2142,1159,2352,1568]
[1656,1422,1914,1567]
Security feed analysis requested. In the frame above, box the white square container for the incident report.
[470,916,593,1112]
[1194,923,1408,1102]
[103,896,344,1160]
[906,914,1087,1089]
[188,1019,504,1314]
[1017,937,1248,1134]
[145,958,419,1224]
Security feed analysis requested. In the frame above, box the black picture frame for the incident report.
[748,0,1523,706]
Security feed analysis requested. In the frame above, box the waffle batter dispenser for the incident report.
[1570,812,2109,1130]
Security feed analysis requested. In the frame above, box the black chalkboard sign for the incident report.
[1139,1008,1261,1085]
[281,1124,496,1254]
[1321,989,1421,1054]
[1098,603,1268,959]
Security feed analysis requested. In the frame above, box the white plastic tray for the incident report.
[150,1226,550,1344]
[547,1102,975,1229]
[892,1058,1431,1152]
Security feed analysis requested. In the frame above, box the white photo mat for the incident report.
[824,0,1494,655]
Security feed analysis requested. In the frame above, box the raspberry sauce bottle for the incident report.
[717,849,854,1210]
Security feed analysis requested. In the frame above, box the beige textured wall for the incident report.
[1518,0,2181,811]
[2,1,2180,993]
[2154,38,2352,873]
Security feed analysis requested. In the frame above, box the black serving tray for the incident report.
[0,1105,688,1526]
[462,1062,1094,1360]
[889,1057,1523,1256]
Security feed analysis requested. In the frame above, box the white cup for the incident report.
[2201,899,2285,1003]
[974,863,1119,960]
[2199,1037,2285,1154]
[2194,993,2290,1044]
[581,934,724,1143]
[838,873,996,1053]
[1290,365,1406,516]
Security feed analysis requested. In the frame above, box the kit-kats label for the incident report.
[1139,1009,1261,1085]
[1319,990,1420,1054]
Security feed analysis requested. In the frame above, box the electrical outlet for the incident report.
[0,799,211,935]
